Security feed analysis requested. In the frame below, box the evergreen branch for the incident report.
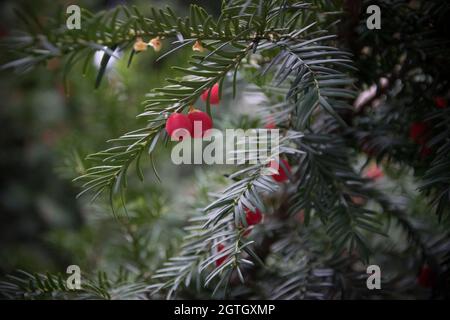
[268,228,336,300]
[149,132,302,298]
[3,1,353,206]
[419,109,450,219]
[288,132,384,261]
[255,31,356,129]
[74,45,252,203]
[251,72,373,260]
[0,270,148,300]
[2,2,307,75]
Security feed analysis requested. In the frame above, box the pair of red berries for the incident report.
[165,109,213,140]
[165,82,219,140]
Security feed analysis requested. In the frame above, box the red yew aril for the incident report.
[188,109,213,138]
[215,243,227,267]
[268,158,291,182]
[409,122,429,144]
[245,207,263,226]
[201,83,220,105]
[165,113,193,141]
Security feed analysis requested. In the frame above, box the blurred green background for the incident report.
[0,0,226,278]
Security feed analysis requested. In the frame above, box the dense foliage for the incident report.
[0,0,449,300]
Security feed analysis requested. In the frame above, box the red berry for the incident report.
[201,83,220,105]
[165,113,193,141]
[364,163,384,180]
[434,96,447,109]
[409,122,428,144]
[417,265,434,288]
[268,158,291,182]
[188,110,213,138]
[215,243,227,267]
[245,207,263,226]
